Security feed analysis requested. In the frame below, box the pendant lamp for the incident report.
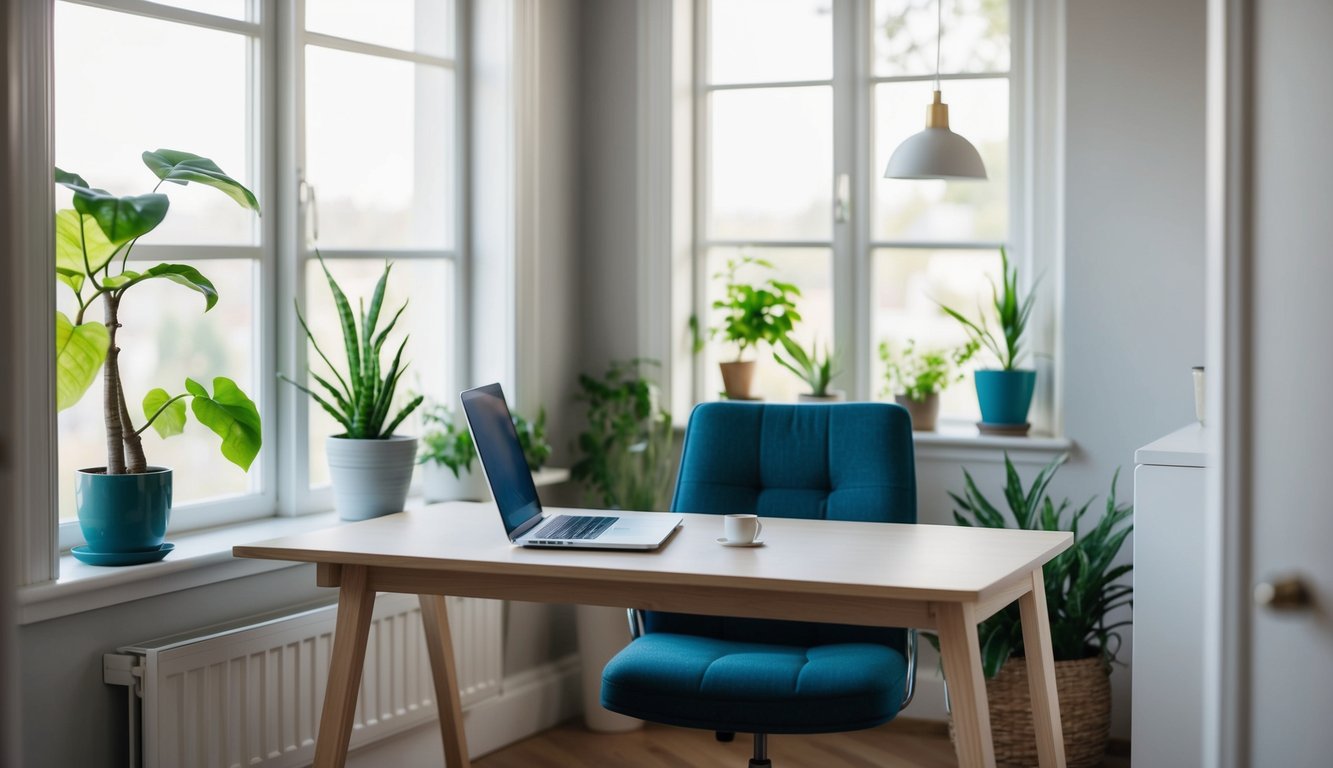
[883,0,987,180]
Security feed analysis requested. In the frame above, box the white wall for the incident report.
[571,0,1209,742]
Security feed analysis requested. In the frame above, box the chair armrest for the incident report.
[626,608,645,639]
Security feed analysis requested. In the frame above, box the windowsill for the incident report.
[911,421,1073,464]
[17,467,575,626]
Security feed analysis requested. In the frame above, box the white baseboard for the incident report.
[346,653,583,767]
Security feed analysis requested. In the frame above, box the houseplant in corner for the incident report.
[53,150,262,565]
[775,336,843,402]
[281,254,423,520]
[570,359,675,733]
[942,454,1132,768]
[939,247,1038,434]
[710,255,802,400]
[879,338,977,431]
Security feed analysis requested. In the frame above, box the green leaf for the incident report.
[55,209,119,279]
[142,149,260,212]
[188,377,262,471]
[142,388,187,438]
[54,167,89,188]
[134,263,219,311]
[61,180,169,244]
[54,311,109,411]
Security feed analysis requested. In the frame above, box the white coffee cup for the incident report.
[724,514,763,544]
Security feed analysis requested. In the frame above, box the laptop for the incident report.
[460,383,683,550]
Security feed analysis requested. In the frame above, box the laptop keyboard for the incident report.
[534,515,619,541]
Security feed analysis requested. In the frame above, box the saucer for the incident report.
[71,542,174,567]
[717,537,764,548]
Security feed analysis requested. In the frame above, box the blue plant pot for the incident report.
[76,467,172,553]
[974,369,1037,426]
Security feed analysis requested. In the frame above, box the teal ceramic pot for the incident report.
[974,369,1037,425]
[76,467,172,552]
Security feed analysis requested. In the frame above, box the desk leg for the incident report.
[420,594,472,768]
[313,565,376,768]
[1019,567,1067,768]
[937,602,996,768]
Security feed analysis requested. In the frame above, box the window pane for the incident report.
[873,79,1008,241]
[305,259,456,487]
[704,248,833,403]
[871,248,1001,420]
[306,47,454,249]
[708,87,832,241]
[155,0,247,19]
[57,260,259,521]
[306,0,455,58]
[709,0,832,84]
[55,3,256,245]
[874,0,1010,77]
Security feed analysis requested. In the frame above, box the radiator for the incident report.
[104,594,504,768]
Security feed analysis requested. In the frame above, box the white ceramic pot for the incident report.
[575,604,644,733]
[419,461,491,503]
[326,435,418,521]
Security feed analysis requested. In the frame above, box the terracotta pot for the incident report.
[719,360,757,400]
[894,393,940,431]
[949,656,1112,768]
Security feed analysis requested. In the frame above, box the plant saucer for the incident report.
[71,542,174,567]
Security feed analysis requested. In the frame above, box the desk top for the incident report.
[235,503,1071,603]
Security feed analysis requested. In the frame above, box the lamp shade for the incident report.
[883,90,988,181]
[884,127,988,180]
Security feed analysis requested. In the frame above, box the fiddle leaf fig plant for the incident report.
[53,150,263,475]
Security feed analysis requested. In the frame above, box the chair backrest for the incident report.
[646,401,916,651]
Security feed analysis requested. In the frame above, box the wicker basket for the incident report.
[949,656,1111,768]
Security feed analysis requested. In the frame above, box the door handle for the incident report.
[1254,575,1313,611]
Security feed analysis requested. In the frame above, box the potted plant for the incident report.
[417,402,551,503]
[775,336,843,402]
[710,255,802,400]
[570,359,675,733]
[53,151,262,565]
[878,338,978,431]
[939,247,1038,433]
[281,255,424,521]
[941,454,1132,768]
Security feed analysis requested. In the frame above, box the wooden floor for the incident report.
[475,719,1132,768]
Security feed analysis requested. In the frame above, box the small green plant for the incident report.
[940,454,1133,678]
[571,359,675,511]
[418,403,476,479]
[53,150,262,475]
[938,247,1036,371]
[281,253,423,439]
[879,338,978,402]
[774,337,838,397]
[513,408,552,471]
[711,255,802,361]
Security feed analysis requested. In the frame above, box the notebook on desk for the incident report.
[460,383,683,550]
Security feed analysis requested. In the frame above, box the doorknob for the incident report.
[1254,576,1313,610]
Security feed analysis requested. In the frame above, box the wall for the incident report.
[572,0,1209,742]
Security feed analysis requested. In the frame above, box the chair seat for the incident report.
[600,633,908,734]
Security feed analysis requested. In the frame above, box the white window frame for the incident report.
[39,0,468,554]
[679,0,1061,435]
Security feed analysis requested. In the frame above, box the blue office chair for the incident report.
[601,401,918,767]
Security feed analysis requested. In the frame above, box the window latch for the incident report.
[834,173,850,224]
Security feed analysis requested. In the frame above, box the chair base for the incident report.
[748,760,772,768]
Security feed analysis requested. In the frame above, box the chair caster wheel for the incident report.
[716,731,736,743]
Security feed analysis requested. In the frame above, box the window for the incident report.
[52,0,463,545]
[694,0,1024,421]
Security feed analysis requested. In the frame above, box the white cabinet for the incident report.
[1132,424,1206,767]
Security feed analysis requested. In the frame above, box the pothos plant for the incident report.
[571,359,674,511]
[54,150,262,475]
[711,255,802,362]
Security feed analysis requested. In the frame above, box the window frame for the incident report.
[687,0,1054,430]
[47,0,468,548]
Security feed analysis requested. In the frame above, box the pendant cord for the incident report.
[935,0,942,92]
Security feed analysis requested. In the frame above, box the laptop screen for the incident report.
[460,383,542,536]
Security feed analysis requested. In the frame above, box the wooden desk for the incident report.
[234,503,1073,768]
